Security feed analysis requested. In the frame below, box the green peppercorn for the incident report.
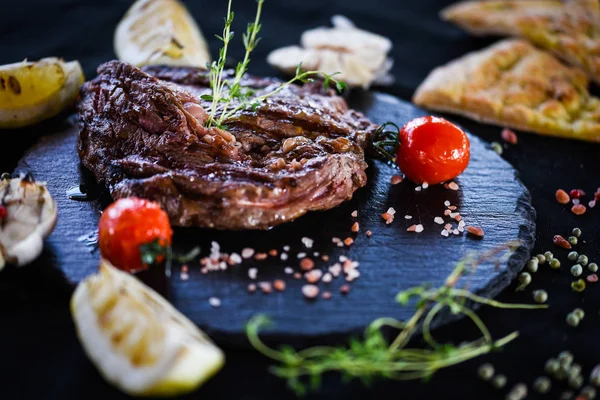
[505,393,520,400]
[545,358,560,375]
[512,383,527,397]
[545,251,554,260]
[571,264,583,277]
[533,290,548,304]
[572,227,582,238]
[569,251,579,261]
[569,363,582,379]
[490,142,503,155]
[573,309,585,320]
[536,254,547,264]
[578,255,589,266]
[589,263,598,273]
[591,365,600,386]
[569,374,584,389]
[534,376,552,394]
[492,374,507,389]
[567,313,581,327]
[582,385,598,400]
[478,363,495,381]
[519,272,532,286]
[559,351,574,367]
[569,236,578,245]
[527,258,539,273]
[572,279,586,292]
[550,258,561,269]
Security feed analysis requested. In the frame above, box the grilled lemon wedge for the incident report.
[71,261,224,397]
[0,58,83,128]
[114,0,211,68]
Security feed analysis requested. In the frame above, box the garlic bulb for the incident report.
[0,174,58,270]
[267,15,393,89]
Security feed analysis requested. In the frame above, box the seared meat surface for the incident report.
[77,61,377,229]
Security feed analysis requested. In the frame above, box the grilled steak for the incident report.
[77,61,377,229]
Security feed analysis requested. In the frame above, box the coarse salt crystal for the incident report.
[441,230,449,237]
[180,273,189,281]
[339,255,348,262]
[415,186,422,192]
[434,217,444,225]
[573,199,580,205]
[248,268,258,280]
[449,212,459,219]
[219,261,227,270]
[415,224,424,233]
[229,253,242,264]
[453,229,460,235]
[444,200,451,207]
[301,237,314,248]
[302,284,319,299]
[351,210,358,217]
[247,283,257,293]
[458,220,466,227]
[241,248,255,259]
[387,207,396,215]
[297,252,307,258]
[590,200,596,208]
[283,245,290,251]
[322,273,333,283]
[422,182,429,189]
[444,209,451,216]
[284,267,294,274]
[346,269,360,282]
[332,237,341,244]
[280,253,288,261]
[313,252,320,257]
[209,297,221,307]
[448,182,459,191]
[305,270,323,283]
[405,215,412,220]
[329,263,342,277]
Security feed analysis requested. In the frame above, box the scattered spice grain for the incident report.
[391,175,403,185]
[554,235,572,249]
[302,284,319,299]
[300,258,315,271]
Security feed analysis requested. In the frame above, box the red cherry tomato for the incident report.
[99,197,173,273]
[395,116,470,185]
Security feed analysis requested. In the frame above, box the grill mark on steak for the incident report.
[77,61,378,229]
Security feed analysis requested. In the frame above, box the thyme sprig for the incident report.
[204,0,347,129]
[246,243,547,396]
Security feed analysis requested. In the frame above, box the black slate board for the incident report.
[15,92,535,341]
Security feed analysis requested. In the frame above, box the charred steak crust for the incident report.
[77,61,378,229]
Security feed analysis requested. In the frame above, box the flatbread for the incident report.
[413,39,600,142]
[441,0,600,84]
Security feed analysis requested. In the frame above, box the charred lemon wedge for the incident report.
[0,58,83,128]
[114,0,211,68]
[71,260,224,397]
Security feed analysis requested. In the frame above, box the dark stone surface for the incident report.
[14,92,535,341]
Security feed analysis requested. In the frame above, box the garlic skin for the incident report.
[267,15,393,89]
[0,175,58,270]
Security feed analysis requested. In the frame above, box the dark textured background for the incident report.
[1,0,599,399]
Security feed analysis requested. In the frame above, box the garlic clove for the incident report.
[0,175,58,270]
[267,15,393,89]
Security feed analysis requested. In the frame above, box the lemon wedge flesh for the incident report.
[115,0,211,68]
[71,260,224,397]
[0,58,83,128]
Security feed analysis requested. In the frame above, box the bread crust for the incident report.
[441,0,600,84]
[413,39,600,142]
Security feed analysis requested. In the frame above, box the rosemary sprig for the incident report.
[204,0,347,129]
[371,122,401,163]
[246,243,547,396]
[139,239,201,266]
